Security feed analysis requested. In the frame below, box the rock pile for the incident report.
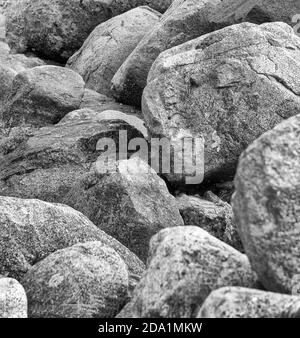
[0,0,300,318]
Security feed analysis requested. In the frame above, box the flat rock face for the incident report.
[198,287,300,318]
[232,114,300,294]
[67,7,160,97]
[111,0,273,107]
[22,242,129,318]
[117,226,258,318]
[176,192,243,251]
[0,113,146,203]
[0,196,145,284]
[63,157,184,262]
[1,65,85,128]
[0,277,27,318]
[142,22,300,184]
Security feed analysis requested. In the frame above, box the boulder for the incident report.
[22,242,129,318]
[1,65,85,128]
[5,0,171,61]
[67,7,160,97]
[142,22,300,184]
[232,114,300,294]
[0,111,146,203]
[176,192,243,251]
[0,196,145,285]
[198,287,300,318]
[0,277,27,318]
[117,226,258,318]
[63,157,184,262]
[111,0,268,107]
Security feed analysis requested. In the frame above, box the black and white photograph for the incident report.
[0,0,300,332]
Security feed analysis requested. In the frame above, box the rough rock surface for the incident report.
[247,0,300,26]
[63,157,184,262]
[80,89,141,116]
[176,192,243,251]
[22,242,129,318]
[232,114,300,294]
[117,226,258,318]
[0,276,27,318]
[0,196,145,285]
[111,0,270,107]
[0,112,146,203]
[67,7,160,96]
[5,0,172,61]
[142,22,300,183]
[198,287,300,318]
[1,65,85,128]
[0,63,14,104]
[109,0,173,14]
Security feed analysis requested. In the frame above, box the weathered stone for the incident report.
[176,192,243,251]
[232,114,300,294]
[142,22,300,184]
[1,65,85,128]
[67,7,160,96]
[22,242,129,318]
[0,112,146,202]
[109,0,173,14]
[0,196,145,285]
[117,226,258,318]
[112,0,268,107]
[0,63,15,104]
[80,89,141,116]
[59,110,147,137]
[63,157,184,262]
[0,277,27,318]
[198,287,300,318]
[5,0,171,61]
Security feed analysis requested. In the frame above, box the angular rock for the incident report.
[232,114,300,294]
[5,0,171,61]
[111,0,267,107]
[176,192,243,251]
[1,65,85,128]
[63,157,184,262]
[0,112,146,202]
[198,287,300,318]
[0,277,27,318]
[117,226,258,318]
[67,7,160,97]
[142,22,300,184]
[22,242,129,318]
[0,196,145,284]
